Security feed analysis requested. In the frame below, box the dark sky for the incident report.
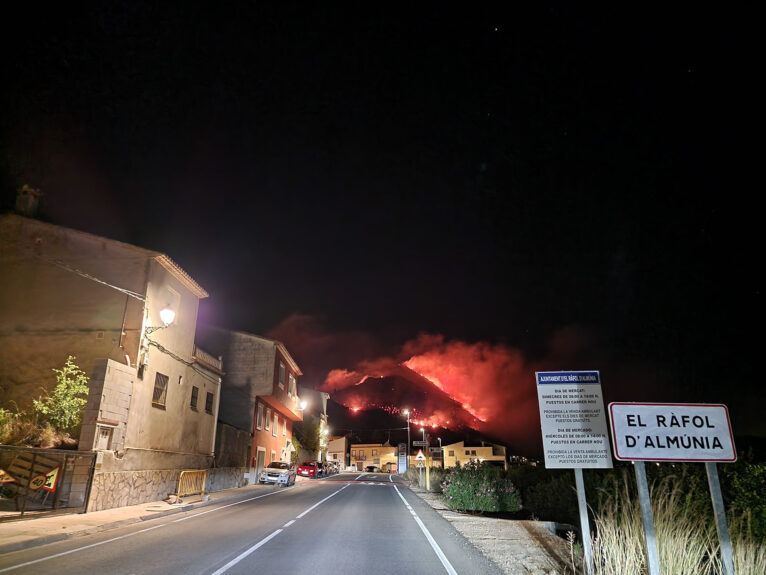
[2,4,762,439]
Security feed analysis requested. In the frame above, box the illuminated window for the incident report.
[205,392,214,414]
[288,373,297,397]
[265,408,271,430]
[279,362,286,389]
[190,386,199,409]
[283,419,287,436]
[272,413,278,437]
[152,372,169,408]
[257,403,263,429]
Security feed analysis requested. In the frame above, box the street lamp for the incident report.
[437,437,443,468]
[420,427,425,442]
[145,307,176,335]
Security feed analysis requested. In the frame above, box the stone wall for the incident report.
[206,467,246,492]
[88,469,179,511]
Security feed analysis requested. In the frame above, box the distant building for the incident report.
[0,213,221,510]
[327,435,350,469]
[196,328,303,483]
[442,440,507,469]
[350,443,397,472]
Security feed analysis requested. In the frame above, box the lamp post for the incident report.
[420,427,431,490]
[403,409,411,471]
[437,437,443,468]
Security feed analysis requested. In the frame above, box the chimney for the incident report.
[15,184,42,218]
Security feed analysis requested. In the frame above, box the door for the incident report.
[255,449,266,480]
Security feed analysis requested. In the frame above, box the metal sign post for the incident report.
[706,462,736,575]
[536,370,612,575]
[574,468,594,575]
[609,403,738,575]
[634,461,661,575]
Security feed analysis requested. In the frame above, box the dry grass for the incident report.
[585,471,765,575]
[0,406,73,448]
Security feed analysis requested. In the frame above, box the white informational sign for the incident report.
[536,371,613,469]
[609,403,736,462]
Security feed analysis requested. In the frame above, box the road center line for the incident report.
[393,486,458,575]
[0,487,297,573]
[0,524,166,574]
[295,484,348,519]
[283,520,295,528]
[209,529,282,575]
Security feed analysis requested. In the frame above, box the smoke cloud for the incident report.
[270,315,660,456]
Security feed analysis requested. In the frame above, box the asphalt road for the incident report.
[0,472,503,575]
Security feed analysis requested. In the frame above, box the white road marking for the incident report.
[296,484,348,519]
[0,524,166,574]
[393,486,458,575]
[355,473,366,480]
[0,488,296,573]
[388,474,393,482]
[283,520,295,528]
[209,529,282,575]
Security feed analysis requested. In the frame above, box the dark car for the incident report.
[364,465,380,472]
[297,461,321,478]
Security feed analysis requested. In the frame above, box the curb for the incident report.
[0,487,278,555]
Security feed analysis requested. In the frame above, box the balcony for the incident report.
[192,346,224,375]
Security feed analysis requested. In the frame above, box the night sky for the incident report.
[2,4,762,451]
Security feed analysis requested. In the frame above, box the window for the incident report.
[152,372,169,408]
[279,362,286,389]
[465,450,470,456]
[256,404,263,429]
[351,450,356,458]
[448,450,455,457]
[283,419,287,436]
[272,413,278,437]
[288,373,297,396]
[271,450,277,463]
[471,450,477,456]
[265,408,271,430]
[358,450,364,459]
[205,392,214,414]
[372,449,378,456]
[190,386,199,409]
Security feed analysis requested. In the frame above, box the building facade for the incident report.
[442,441,507,469]
[196,328,303,483]
[350,443,398,472]
[0,214,222,510]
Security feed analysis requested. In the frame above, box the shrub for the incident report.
[33,355,89,435]
[442,461,521,513]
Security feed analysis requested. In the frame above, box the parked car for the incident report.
[297,461,321,478]
[365,465,380,472]
[259,461,296,487]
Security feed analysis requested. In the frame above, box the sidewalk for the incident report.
[408,485,576,575]
[0,480,304,555]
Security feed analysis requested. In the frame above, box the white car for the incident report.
[259,461,296,487]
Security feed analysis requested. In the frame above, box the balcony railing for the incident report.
[192,346,223,373]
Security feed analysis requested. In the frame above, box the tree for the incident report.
[33,356,89,434]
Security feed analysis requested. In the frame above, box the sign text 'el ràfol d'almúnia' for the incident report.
[609,403,736,462]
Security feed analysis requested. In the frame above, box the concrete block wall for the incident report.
[79,359,135,452]
[206,467,247,492]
